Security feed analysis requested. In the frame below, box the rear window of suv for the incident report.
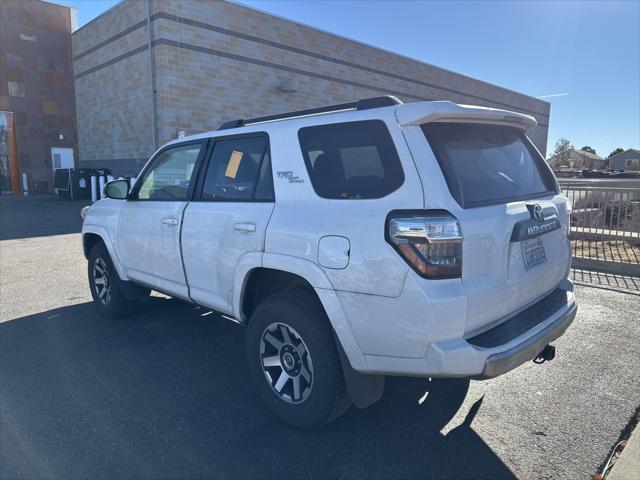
[422,123,557,208]
[298,120,404,199]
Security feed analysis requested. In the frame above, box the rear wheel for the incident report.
[88,242,138,318]
[246,290,350,428]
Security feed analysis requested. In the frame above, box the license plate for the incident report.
[522,237,546,270]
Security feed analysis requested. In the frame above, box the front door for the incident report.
[51,147,74,171]
[118,141,205,299]
[181,133,275,314]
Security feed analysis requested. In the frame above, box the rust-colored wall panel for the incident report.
[0,0,77,190]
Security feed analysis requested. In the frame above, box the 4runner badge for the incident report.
[511,204,560,242]
[277,171,304,184]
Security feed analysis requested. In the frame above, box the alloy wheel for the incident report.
[259,322,313,404]
[93,258,111,305]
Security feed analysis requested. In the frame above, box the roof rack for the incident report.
[217,96,402,130]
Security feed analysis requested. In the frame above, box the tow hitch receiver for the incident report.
[533,344,556,364]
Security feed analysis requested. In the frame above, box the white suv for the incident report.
[81,96,577,427]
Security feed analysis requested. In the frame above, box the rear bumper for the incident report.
[473,297,577,379]
[360,284,577,378]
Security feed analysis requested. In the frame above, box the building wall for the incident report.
[548,149,606,170]
[0,0,77,191]
[609,150,640,171]
[72,0,153,175]
[73,0,551,176]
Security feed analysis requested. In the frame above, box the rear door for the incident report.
[411,122,571,333]
[181,133,275,314]
[118,141,205,299]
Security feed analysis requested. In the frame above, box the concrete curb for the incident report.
[607,426,640,480]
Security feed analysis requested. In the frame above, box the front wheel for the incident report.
[88,242,138,318]
[246,291,350,428]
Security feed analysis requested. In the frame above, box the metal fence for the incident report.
[560,180,640,277]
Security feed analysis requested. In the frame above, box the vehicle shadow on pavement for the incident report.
[0,297,516,479]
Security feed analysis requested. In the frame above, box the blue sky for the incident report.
[61,0,639,157]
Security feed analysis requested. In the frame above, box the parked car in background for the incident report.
[81,97,577,427]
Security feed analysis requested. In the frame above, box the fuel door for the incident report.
[318,236,350,269]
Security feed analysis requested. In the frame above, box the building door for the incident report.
[50,147,74,171]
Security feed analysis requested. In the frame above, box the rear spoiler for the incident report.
[395,101,537,132]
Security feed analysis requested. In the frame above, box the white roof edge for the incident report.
[395,101,537,131]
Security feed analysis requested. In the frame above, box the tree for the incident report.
[580,146,596,154]
[607,147,624,158]
[549,138,573,167]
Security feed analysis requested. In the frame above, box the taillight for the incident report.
[386,210,462,279]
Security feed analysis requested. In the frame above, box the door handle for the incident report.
[233,222,256,233]
[161,217,180,226]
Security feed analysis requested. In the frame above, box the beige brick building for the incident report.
[72,0,551,175]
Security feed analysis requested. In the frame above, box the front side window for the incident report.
[298,120,404,199]
[201,135,272,201]
[136,143,202,200]
[422,123,555,208]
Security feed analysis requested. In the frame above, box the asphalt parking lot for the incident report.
[1,196,639,479]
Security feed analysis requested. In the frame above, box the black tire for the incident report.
[88,242,138,318]
[246,290,350,428]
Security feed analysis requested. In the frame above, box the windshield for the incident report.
[422,123,557,208]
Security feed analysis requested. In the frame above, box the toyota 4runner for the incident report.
[81,96,577,427]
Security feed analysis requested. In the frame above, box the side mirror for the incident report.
[104,179,129,200]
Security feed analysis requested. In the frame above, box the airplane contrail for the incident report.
[536,93,569,99]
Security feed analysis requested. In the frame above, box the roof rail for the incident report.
[217,96,402,130]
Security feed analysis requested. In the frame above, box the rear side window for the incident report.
[298,120,404,199]
[422,123,556,208]
[201,135,273,201]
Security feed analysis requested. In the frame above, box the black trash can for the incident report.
[54,168,99,200]
[70,168,97,200]
[54,168,72,199]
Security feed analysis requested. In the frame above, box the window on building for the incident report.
[136,143,203,200]
[8,81,25,98]
[200,135,273,201]
[298,120,404,199]
[626,159,640,170]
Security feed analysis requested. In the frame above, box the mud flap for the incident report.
[119,280,150,300]
[335,336,385,409]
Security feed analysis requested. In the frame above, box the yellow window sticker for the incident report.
[225,150,243,179]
